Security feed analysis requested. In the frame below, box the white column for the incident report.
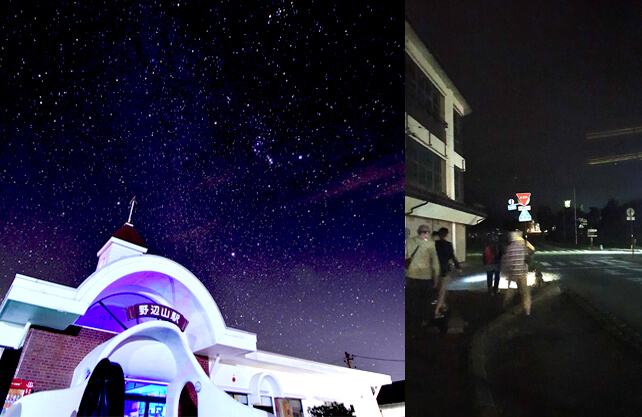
[444,90,456,200]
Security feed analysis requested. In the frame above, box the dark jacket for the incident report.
[435,239,460,277]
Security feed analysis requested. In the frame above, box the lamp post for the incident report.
[564,199,571,242]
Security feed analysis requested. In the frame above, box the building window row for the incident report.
[405,53,446,127]
[227,392,303,417]
[453,110,463,155]
[405,134,445,194]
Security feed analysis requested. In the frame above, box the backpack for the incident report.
[483,244,496,264]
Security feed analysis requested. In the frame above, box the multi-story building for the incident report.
[405,20,485,261]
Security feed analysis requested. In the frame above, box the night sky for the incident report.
[407,1,642,216]
[0,2,404,381]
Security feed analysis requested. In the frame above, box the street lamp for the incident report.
[563,200,571,241]
[562,194,577,246]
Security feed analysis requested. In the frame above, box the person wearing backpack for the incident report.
[483,233,502,295]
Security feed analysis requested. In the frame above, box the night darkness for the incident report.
[407,1,642,217]
[0,2,404,381]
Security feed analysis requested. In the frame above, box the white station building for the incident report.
[0,222,391,417]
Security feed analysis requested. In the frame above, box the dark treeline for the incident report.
[470,198,642,249]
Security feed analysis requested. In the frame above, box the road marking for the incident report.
[626,277,642,284]
[539,261,552,267]
[548,265,616,271]
[605,269,629,276]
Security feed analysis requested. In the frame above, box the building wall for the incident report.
[455,223,466,261]
[212,363,382,417]
[405,20,477,262]
[13,326,213,394]
[14,327,115,392]
[12,326,381,416]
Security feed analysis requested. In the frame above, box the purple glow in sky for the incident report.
[0,1,404,381]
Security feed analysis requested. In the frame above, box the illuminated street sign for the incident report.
[519,210,532,222]
[507,198,517,211]
[516,193,531,206]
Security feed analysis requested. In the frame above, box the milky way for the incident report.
[0,1,404,380]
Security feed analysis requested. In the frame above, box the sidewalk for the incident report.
[406,254,642,417]
[480,283,642,417]
[406,257,505,417]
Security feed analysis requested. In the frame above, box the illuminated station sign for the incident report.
[126,303,189,332]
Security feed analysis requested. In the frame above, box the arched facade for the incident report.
[0,224,391,417]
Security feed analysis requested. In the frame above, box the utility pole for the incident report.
[563,204,567,241]
[344,352,354,369]
[573,188,578,246]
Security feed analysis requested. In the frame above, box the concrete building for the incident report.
[0,222,390,417]
[405,20,485,260]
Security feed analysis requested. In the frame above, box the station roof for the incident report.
[113,223,147,248]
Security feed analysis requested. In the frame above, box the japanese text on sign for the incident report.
[126,303,189,332]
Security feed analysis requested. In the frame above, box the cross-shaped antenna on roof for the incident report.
[127,196,137,225]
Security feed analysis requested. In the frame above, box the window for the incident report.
[276,398,303,417]
[124,379,168,417]
[254,396,275,414]
[289,399,303,417]
[405,53,446,125]
[227,392,249,405]
[405,135,445,194]
[453,110,463,155]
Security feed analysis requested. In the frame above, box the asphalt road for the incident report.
[535,248,642,334]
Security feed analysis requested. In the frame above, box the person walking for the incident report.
[483,233,502,295]
[434,227,461,319]
[405,224,440,326]
[501,230,535,315]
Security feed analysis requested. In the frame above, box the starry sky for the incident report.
[0,1,404,381]
[407,1,642,217]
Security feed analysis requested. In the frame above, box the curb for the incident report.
[469,282,561,417]
[560,285,642,356]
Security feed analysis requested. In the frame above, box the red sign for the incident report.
[3,379,34,413]
[516,193,531,206]
[126,303,189,332]
[9,380,33,392]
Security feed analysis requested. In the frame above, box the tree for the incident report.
[600,199,625,240]
[587,207,601,229]
[536,205,555,234]
[307,402,356,417]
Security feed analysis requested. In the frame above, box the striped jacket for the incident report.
[502,240,529,277]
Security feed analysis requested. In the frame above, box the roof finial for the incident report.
[127,196,137,225]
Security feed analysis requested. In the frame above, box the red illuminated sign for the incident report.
[3,379,34,413]
[516,193,531,206]
[126,303,189,332]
